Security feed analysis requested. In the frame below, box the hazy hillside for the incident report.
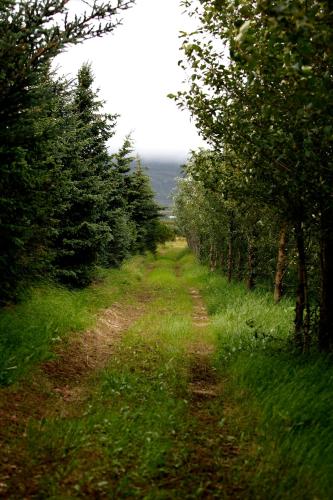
[143,159,183,207]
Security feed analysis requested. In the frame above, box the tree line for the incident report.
[172,0,333,352]
[0,0,167,304]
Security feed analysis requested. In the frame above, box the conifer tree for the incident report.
[103,136,137,267]
[126,158,161,254]
[0,0,134,302]
[54,64,117,287]
[0,65,66,301]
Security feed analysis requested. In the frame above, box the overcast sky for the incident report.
[56,0,206,161]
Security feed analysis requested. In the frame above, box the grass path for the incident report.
[0,242,251,498]
[2,242,331,498]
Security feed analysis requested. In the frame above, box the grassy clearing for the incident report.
[0,256,148,385]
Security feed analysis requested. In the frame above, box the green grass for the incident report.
[27,342,190,497]
[0,256,147,386]
[2,244,333,499]
[230,352,333,499]
[21,249,195,498]
[181,251,333,499]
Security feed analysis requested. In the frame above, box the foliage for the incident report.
[0,0,166,302]
[174,151,290,291]
[172,0,333,350]
[0,65,64,301]
[53,64,118,287]
[0,0,135,302]
[154,221,177,244]
[125,158,162,254]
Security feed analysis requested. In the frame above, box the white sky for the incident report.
[55,0,206,161]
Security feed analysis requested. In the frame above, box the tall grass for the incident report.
[229,352,333,498]
[0,256,147,385]
[180,250,333,499]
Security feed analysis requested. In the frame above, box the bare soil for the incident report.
[183,288,245,499]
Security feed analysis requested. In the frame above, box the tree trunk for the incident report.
[227,238,233,282]
[319,209,333,352]
[247,239,256,290]
[294,221,310,351]
[274,223,288,303]
[210,243,217,271]
[220,249,225,271]
[237,248,243,281]
[227,221,234,283]
[188,234,200,259]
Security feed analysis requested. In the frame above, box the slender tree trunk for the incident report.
[237,248,243,281]
[247,239,256,290]
[220,249,225,271]
[185,236,190,250]
[227,238,233,282]
[209,244,213,270]
[210,243,217,271]
[189,234,200,259]
[294,221,310,351]
[227,219,234,283]
[274,223,288,303]
[319,209,333,352]
[187,235,195,254]
[197,237,202,261]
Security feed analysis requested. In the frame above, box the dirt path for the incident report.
[180,288,244,499]
[43,297,150,412]
[188,287,216,397]
[0,253,248,499]
[0,295,150,498]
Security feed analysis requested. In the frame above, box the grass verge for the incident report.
[0,256,148,386]
[180,250,333,499]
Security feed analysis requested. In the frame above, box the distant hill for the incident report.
[142,158,183,208]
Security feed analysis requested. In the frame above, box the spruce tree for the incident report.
[0,65,67,302]
[0,0,134,302]
[103,136,137,267]
[126,158,161,254]
[54,64,117,287]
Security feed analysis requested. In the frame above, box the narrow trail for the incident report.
[43,297,150,414]
[0,247,249,499]
[187,288,217,400]
[182,288,244,499]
